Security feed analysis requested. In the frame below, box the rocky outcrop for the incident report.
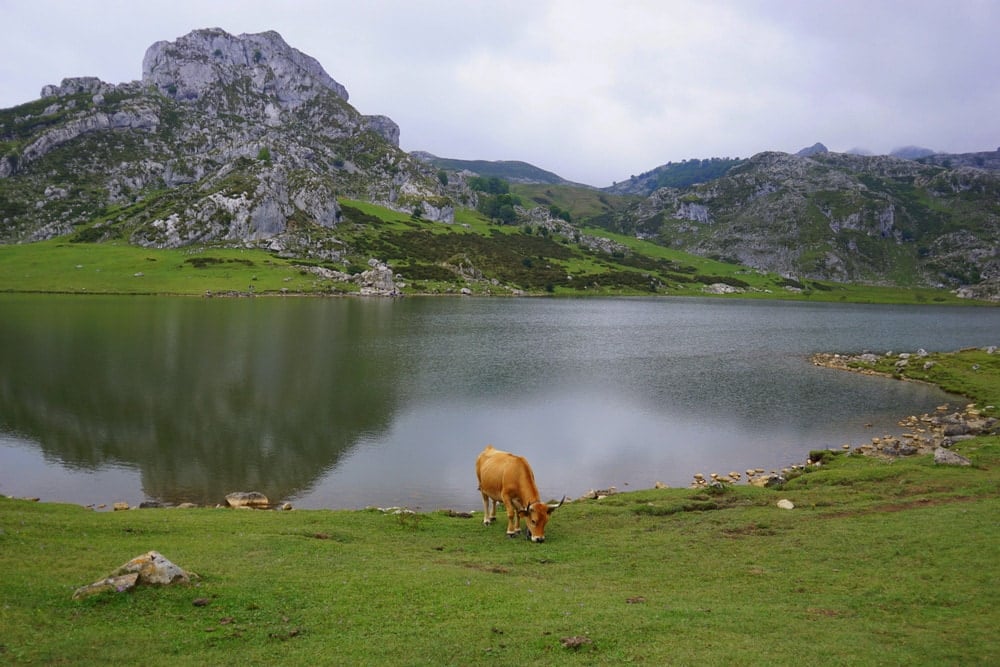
[20,105,159,164]
[1,28,459,253]
[143,28,349,107]
[357,259,403,296]
[608,150,1000,296]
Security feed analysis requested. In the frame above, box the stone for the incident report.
[357,259,402,296]
[702,282,745,294]
[113,501,130,511]
[73,551,192,600]
[934,447,972,466]
[777,499,795,510]
[225,491,270,508]
[943,423,971,436]
[560,636,593,650]
[72,572,140,600]
[111,550,191,585]
[749,473,786,488]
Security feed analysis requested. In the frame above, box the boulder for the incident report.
[111,550,191,585]
[749,473,786,488]
[776,499,795,510]
[934,447,972,466]
[225,491,270,508]
[357,259,402,296]
[72,551,192,600]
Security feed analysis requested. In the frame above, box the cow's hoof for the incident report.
[506,532,518,538]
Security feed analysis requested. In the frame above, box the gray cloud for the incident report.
[1,0,997,186]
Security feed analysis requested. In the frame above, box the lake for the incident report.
[0,295,997,511]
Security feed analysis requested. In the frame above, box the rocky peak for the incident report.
[796,142,828,157]
[142,28,350,109]
[2,26,456,252]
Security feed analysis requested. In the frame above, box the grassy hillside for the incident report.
[510,183,640,221]
[415,154,569,184]
[0,199,982,304]
[1,349,997,665]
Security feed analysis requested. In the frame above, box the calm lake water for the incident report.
[0,295,997,510]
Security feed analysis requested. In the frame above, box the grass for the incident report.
[0,198,989,304]
[0,240,354,296]
[1,350,999,665]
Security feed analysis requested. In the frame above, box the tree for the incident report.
[468,176,510,195]
[497,204,516,224]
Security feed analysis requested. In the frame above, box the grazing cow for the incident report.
[476,445,565,542]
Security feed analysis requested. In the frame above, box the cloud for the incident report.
[0,0,997,186]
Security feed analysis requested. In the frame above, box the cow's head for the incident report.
[516,496,566,543]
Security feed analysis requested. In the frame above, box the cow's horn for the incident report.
[548,495,567,511]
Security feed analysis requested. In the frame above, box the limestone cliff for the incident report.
[0,28,464,256]
[594,150,1000,297]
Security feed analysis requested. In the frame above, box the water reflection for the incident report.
[0,296,403,505]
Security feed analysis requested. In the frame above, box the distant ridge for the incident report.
[890,145,935,159]
[411,152,580,186]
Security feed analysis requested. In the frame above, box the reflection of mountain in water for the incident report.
[0,296,402,505]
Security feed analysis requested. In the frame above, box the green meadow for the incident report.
[0,197,986,303]
[0,234,977,304]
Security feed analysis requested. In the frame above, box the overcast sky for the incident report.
[1,0,997,186]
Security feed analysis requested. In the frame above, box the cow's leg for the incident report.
[481,493,496,525]
[501,493,519,537]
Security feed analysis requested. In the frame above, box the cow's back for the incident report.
[476,445,536,500]
[476,445,506,495]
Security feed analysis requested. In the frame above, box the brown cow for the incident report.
[476,445,565,542]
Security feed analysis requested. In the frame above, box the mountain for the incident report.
[589,150,1000,299]
[1,28,997,300]
[0,28,463,258]
[411,152,574,185]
